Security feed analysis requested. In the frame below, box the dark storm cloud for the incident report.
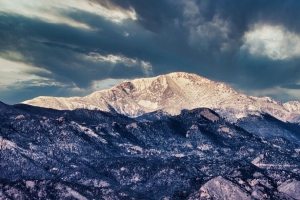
[99,0,300,87]
[1,0,300,104]
[0,10,192,87]
[113,0,300,36]
[0,14,154,87]
[135,0,300,100]
[235,50,300,89]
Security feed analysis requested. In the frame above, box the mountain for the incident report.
[237,113,300,145]
[135,109,300,145]
[22,72,300,123]
[1,102,300,199]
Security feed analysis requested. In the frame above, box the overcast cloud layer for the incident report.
[0,0,300,104]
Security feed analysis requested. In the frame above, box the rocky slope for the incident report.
[284,101,300,123]
[22,72,300,123]
[1,102,300,199]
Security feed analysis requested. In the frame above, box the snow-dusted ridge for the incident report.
[22,72,300,123]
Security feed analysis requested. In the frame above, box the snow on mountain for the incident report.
[22,72,300,123]
[283,101,300,123]
[284,101,300,112]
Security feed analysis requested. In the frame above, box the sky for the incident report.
[0,0,300,104]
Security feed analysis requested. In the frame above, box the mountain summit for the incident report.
[22,72,300,122]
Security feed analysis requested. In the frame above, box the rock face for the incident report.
[278,179,300,199]
[23,72,300,123]
[0,102,300,199]
[189,176,251,200]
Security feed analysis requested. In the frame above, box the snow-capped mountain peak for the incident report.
[22,72,300,123]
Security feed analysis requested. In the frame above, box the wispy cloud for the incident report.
[0,0,137,29]
[0,57,55,89]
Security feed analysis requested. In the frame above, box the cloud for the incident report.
[86,52,153,77]
[141,61,153,77]
[0,57,65,104]
[83,52,154,77]
[0,0,90,29]
[0,12,157,87]
[84,0,137,22]
[0,56,127,104]
[1,0,300,104]
[0,57,54,89]
[86,53,138,66]
[0,0,137,29]
[242,24,300,60]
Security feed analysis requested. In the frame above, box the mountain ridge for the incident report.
[1,101,300,199]
[22,72,300,123]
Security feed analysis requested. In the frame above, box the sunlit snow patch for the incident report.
[138,100,158,109]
